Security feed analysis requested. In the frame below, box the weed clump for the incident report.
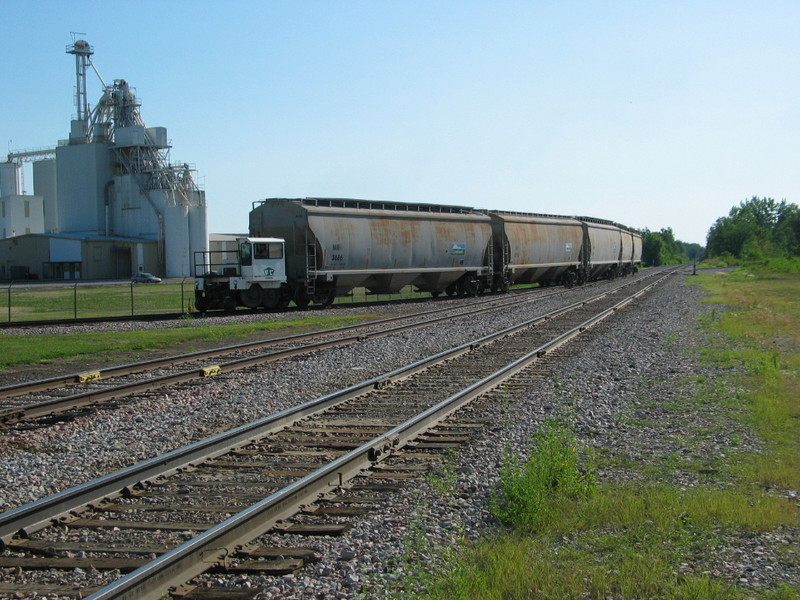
[490,421,595,532]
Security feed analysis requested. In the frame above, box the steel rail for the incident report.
[0,295,533,423]
[0,272,672,544]
[0,286,553,401]
[0,281,616,425]
[85,269,675,600]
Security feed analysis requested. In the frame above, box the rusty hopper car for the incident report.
[579,218,642,281]
[620,227,643,275]
[238,197,492,308]
[628,229,643,270]
[488,212,585,290]
[581,218,625,281]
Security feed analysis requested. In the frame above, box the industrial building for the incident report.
[0,38,208,280]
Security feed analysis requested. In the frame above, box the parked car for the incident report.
[131,272,162,284]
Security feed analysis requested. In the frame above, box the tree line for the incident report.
[639,196,799,267]
[705,196,800,262]
[640,228,704,267]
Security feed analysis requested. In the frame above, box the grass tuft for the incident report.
[490,421,595,532]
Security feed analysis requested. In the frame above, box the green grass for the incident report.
[0,281,452,323]
[0,281,372,322]
[413,454,799,600]
[0,280,546,323]
[422,536,734,600]
[0,282,195,321]
[0,313,376,371]
[548,485,798,533]
[411,478,799,600]
[395,268,800,600]
[692,269,800,490]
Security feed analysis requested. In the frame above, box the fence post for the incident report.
[181,278,186,313]
[130,282,135,316]
[6,281,12,323]
[73,282,78,319]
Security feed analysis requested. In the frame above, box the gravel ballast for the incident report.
[1,271,797,599]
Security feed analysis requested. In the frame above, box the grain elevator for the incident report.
[0,38,208,280]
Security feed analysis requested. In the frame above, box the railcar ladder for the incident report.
[305,233,317,297]
[486,238,494,281]
[503,237,511,283]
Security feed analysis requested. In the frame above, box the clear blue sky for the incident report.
[2,1,798,245]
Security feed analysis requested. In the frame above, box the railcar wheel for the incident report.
[456,278,479,297]
[494,277,510,293]
[241,284,263,308]
[430,290,441,298]
[445,284,457,297]
[194,297,209,313]
[316,285,336,307]
[222,296,237,313]
[293,287,311,309]
[274,286,291,310]
[261,289,280,309]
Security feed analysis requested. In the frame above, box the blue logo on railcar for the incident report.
[450,243,466,255]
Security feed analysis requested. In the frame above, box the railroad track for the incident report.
[0,277,635,427]
[0,283,521,330]
[0,268,676,600]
